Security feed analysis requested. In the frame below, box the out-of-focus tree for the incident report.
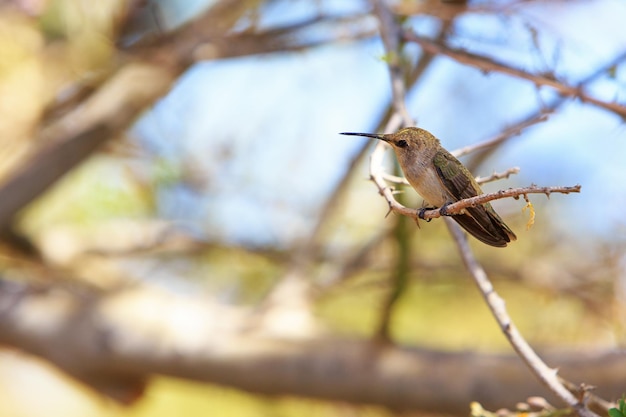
[0,1,624,417]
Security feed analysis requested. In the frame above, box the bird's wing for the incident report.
[432,151,479,200]
[433,150,514,247]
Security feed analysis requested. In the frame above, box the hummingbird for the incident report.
[341,127,517,247]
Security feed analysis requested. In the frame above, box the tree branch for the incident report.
[370,161,580,223]
[452,114,550,159]
[0,278,623,414]
[402,30,626,118]
[371,0,413,127]
[418,185,581,220]
[474,167,521,184]
[446,220,600,417]
[363,10,595,416]
[369,0,416,342]
[383,166,520,187]
[0,124,111,234]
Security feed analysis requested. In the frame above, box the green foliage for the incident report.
[609,396,626,417]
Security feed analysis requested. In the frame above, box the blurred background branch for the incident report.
[0,1,625,417]
[0,277,624,415]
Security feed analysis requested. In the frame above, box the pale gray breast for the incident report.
[395,148,451,207]
[407,165,449,206]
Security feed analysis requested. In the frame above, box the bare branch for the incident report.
[446,220,599,417]
[419,184,581,220]
[403,30,626,118]
[559,377,617,414]
[454,47,626,170]
[190,14,377,61]
[382,172,411,185]
[361,13,593,416]
[452,114,550,158]
[0,125,111,234]
[475,167,521,184]
[371,0,413,127]
[368,0,418,343]
[383,167,520,187]
[370,164,580,222]
[0,278,623,413]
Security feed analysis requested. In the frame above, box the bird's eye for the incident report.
[396,139,408,148]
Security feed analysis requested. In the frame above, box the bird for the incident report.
[341,127,516,247]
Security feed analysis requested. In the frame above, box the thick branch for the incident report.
[0,2,261,234]
[0,125,111,233]
[0,279,623,414]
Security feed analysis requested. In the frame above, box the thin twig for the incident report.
[403,30,626,118]
[474,167,521,184]
[372,0,413,127]
[446,48,626,172]
[461,50,626,173]
[461,47,626,162]
[445,220,599,417]
[383,166,520,187]
[452,114,550,158]
[464,110,557,173]
[559,377,616,413]
[382,172,410,185]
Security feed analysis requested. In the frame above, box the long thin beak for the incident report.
[340,132,388,142]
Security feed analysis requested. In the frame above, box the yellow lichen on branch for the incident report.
[522,199,535,230]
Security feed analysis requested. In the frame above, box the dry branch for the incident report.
[383,167,520,187]
[474,167,521,184]
[446,221,601,417]
[403,30,626,118]
[370,0,420,343]
[366,7,598,416]
[0,278,623,414]
[452,115,550,159]
[370,161,580,222]
[0,125,111,233]
[372,0,413,127]
[418,185,581,220]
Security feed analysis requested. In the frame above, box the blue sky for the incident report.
[133,0,626,248]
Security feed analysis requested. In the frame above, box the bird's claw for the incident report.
[418,207,433,222]
[439,203,452,216]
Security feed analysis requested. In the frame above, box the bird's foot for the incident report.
[439,202,452,216]
[417,207,435,222]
